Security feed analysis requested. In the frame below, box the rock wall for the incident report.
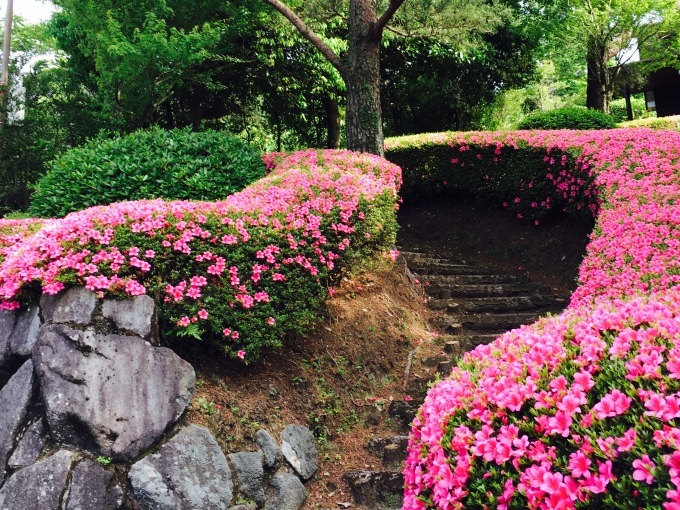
[0,288,317,509]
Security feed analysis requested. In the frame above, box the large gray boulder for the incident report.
[102,296,154,338]
[7,419,46,470]
[228,451,265,507]
[40,287,96,325]
[8,305,41,358]
[256,429,281,470]
[0,310,16,374]
[281,425,318,481]
[266,474,306,510]
[129,424,233,509]
[0,450,74,510]
[33,324,195,460]
[65,458,124,510]
[0,359,35,481]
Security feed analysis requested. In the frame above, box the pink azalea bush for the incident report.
[387,129,680,508]
[0,150,401,360]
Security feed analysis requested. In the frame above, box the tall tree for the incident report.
[262,0,505,155]
[381,24,539,135]
[50,0,228,131]
[556,0,680,113]
[247,20,346,150]
[0,19,74,213]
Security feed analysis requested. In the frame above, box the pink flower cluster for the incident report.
[396,128,680,508]
[0,150,401,359]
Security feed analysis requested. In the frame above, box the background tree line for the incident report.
[1,0,678,213]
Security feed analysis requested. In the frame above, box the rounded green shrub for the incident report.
[517,106,617,130]
[30,127,267,218]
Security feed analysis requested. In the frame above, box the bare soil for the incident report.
[179,198,592,509]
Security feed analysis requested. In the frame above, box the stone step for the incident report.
[367,436,409,470]
[400,252,494,275]
[436,359,455,376]
[430,317,463,335]
[405,376,433,399]
[388,400,421,434]
[456,295,564,313]
[462,333,503,348]
[343,470,403,510]
[428,296,557,314]
[408,262,494,276]
[399,251,456,263]
[420,341,463,368]
[427,298,458,311]
[432,334,463,348]
[427,282,545,298]
[418,273,528,286]
[457,311,549,332]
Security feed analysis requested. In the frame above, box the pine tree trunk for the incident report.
[345,0,384,156]
[586,39,611,114]
[322,96,341,149]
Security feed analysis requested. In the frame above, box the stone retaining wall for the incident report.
[0,288,317,509]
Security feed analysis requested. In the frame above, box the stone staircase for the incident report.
[343,250,568,508]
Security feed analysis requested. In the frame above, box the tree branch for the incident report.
[374,0,407,35]
[384,24,410,37]
[262,0,347,79]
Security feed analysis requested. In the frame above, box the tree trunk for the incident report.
[586,39,611,113]
[322,96,341,149]
[262,0,407,156]
[345,0,384,156]
[189,89,203,131]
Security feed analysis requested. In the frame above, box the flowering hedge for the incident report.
[0,150,401,361]
[387,129,680,509]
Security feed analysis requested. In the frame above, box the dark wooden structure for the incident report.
[622,65,680,118]
[642,67,680,117]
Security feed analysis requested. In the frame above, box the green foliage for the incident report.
[517,107,617,130]
[30,127,266,218]
[0,21,81,215]
[608,97,653,123]
[381,25,539,135]
[478,61,582,131]
[50,0,228,132]
[546,0,680,111]
[49,0,346,151]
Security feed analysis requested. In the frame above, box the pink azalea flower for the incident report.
[593,389,632,420]
[617,428,637,452]
[568,451,592,478]
[633,455,656,484]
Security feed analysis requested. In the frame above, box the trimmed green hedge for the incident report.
[517,106,617,130]
[385,132,592,222]
[30,127,266,218]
